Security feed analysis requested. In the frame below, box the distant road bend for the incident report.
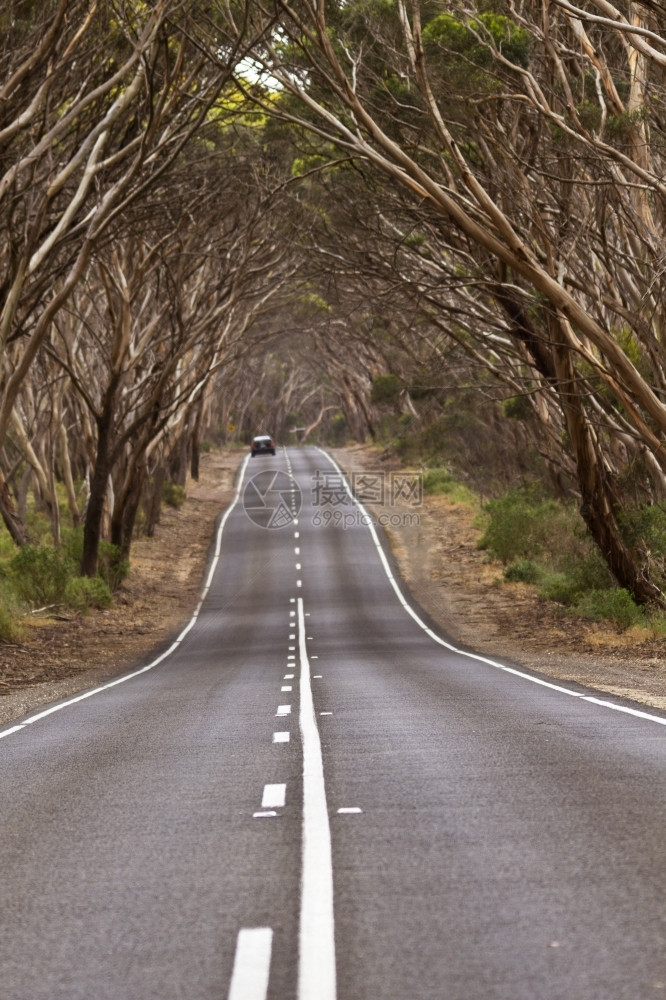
[0,446,665,1000]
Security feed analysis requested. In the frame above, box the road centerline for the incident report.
[297,596,336,1000]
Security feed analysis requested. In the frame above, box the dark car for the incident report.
[251,434,276,456]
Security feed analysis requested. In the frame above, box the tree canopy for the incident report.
[3,0,666,606]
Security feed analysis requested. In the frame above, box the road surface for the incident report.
[0,446,665,999]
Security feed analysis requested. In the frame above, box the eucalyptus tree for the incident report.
[0,0,264,546]
[213,0,666,603]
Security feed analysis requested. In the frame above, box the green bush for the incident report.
[162,482,186,509]
[477,487,563,563]
[619,504,666,583]
[65,576,112,611]
[538,571,584,606]
[575,588,644,629]
[423,467,474,503]
[0,582,23,642]
[503,558,543,584]
[371,374,402,407]
[9,535,123,610]
[62,529,127,592]
[97,540,129,591]
[10,545,73,605]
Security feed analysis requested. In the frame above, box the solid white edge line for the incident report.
[227,927,273,1000]
[0,454,253,741]
[317,448,666,729]
[298,596,336,1000]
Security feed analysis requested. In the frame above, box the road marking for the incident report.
[289,646,296,651]
[320,711,333,716]
[0,454,256,740]
[262,784,286,808]
[295,547,300,555]
[273,732,290,743]
[289,633,296,638]
[318,449,666,730]
[290,611,296,617]
[294,531,300,538]
[276,705,291,716]
[296,563,302,570]
[284,673,295,679]
[314,675,322,679]
[227,928,273,1000]
[297,579,302,588]
[253,811,278,819]
[337,807,362,814]
[297,597,336,1000]
[0,725,25,740]
[282,685,292,692]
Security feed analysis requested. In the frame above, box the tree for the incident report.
[210,0,666,604]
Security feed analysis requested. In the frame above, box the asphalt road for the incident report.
[1,446,665,1000]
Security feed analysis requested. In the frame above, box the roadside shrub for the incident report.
[477,487,563,563]
[423,467,456,494]
[97,541,129,591]
[503,558,543,584]
[0,582,23,642]
[619,504,666,583]
[9,534,124,610]
[65,576,112,611]
[575,588,644,629]
[423,467,474,503]
[10,545,73,605]
[537,571,583,605]
[162,482,186,508]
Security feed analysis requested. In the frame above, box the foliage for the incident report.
[477,487,566,563]
[97,541,129,591]
[371,374,402,407]
[423,12,531,69]
[0,581,24,642]
[503,558,543,584]
[64,575,112,611]
[502,395,532,420]
[423,468,474,504]
[9,546,74,606]
[574,588,645,629]
[162,483,187,509]
[478,485,652,626]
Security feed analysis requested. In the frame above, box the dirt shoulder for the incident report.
[0,449,240,726]
[330,445,666,713]
[2,444,666,727]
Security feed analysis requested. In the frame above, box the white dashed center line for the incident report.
[273,732,290,743]
[227,928,273,1000]
[262,784,286,809]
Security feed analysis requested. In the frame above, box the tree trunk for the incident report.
[111,462,146,559]
[551,334,664,607]
[0,468,27,546]
[82,409,114,577]
[144,464,166,537]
